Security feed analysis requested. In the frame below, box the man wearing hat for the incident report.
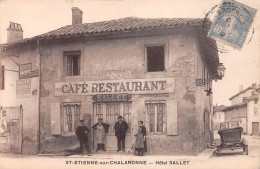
[75,119,91,156]
[114,115,128,152]
[92,118,110,151]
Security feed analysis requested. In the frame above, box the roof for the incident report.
[213,105,226,112]
[1,17,205,47]
[256,87,260,92]
[229,86,252,100]
[245,94,259,101]
[0,17,219,73]
[222,102,247,112]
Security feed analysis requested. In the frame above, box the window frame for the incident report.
[145,100,167,134]
[63,51,81,77]
[145,44,166,73]
[61,102,81,135]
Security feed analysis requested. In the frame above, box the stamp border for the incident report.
[207,0,257,50]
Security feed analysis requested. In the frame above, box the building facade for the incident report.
[222,84,260,135]
[213,105,225,130]
[246,87,260,135]
[0,8,221,155]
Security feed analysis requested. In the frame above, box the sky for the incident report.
[0,0,259,106]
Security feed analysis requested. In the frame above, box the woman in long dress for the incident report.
[134,121,147,156]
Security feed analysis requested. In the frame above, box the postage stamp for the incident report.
[208,0,257,49]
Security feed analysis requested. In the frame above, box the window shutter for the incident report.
[166,100,178,135]
[0,65,4,90]
[51,103,61,135]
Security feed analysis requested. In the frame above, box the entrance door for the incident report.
[93,102,132,151]
[252,122,259,135]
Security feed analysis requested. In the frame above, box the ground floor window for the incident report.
[146,101,166,133]
[61,103,81,134]
[93,102,132,134]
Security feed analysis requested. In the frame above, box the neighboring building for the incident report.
[245,87,260,135]
[213,105,225,130]
[0,22,39,154]
[222,102,247,133]
[222,84,260,135]
[0,8,222,155]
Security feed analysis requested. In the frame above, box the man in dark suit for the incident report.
[75,119,91,156]
[114,115,128,152]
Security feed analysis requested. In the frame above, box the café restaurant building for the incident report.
[0,7,221,155]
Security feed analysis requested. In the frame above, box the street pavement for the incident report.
[0,135,259,169]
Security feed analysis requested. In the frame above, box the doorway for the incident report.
[0,106,22,153]
[93,102,132,151]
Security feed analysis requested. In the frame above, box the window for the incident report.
[254,100,258,104]
[63,51,80,76]
[61,103,81,134]
[146,46,165,72]
[106,103,121,133]
[0,65,4,90]
[254,108,258,116]
[219,114,221,119]
[146,101,166,133]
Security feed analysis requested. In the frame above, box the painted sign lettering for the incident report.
[19,63,32,79]
[92,94,132,102]
[16,79,31,98]
[55,78,175,96]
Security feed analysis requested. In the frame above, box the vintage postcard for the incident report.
[0,0,259,169]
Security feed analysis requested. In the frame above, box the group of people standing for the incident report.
[75,115,147,156]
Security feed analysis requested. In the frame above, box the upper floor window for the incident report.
[0,65,4,90]
[254,108,258,116]
[63,51,81,76]
[254,99,258,104]
[146,46,165,72]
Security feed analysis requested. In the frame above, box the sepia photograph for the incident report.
[0,0,259,168]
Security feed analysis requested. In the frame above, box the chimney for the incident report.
[7,22,23,43]
[239,85,243,92]
[252,83,257,90]
[72,7,83,25]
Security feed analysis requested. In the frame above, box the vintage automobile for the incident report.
[216,121,248,156]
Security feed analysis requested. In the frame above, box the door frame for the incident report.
[92,102,132,151]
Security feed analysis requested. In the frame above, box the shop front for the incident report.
[53,77,176,152]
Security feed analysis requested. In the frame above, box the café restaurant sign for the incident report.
[19,63,32,79]
[55,78,175,96]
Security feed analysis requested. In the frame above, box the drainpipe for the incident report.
[20,105,23,154]
[37,39,41,154]
[246,102,248,135]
